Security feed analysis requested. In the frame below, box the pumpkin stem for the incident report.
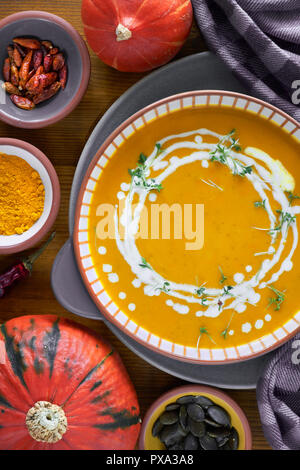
[26,401,67,443]
[115,23,132,42]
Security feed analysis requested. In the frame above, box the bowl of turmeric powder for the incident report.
[0,138,60,254]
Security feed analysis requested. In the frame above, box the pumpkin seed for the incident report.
[206,405,231,428]
[159,410,178,426]
[199,434,218,450]
[216,435,230,448]
[188,417,206,438]
[204,418,222,428]
[160,422,186,447]
[206,426,231,439]
[165,403,180,411]
[184,433,199,450]
[179,405,188,432]
[187,403,205,422]
[228,427,239,450]
[193,395,214,408]
[152,417,164,437]
[154,395,239,451]
[176,395,195,405]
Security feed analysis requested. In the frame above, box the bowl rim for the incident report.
[138,384,253,450]
[0,10,91,129]
[73,89,300,365]
[0,137,60,254]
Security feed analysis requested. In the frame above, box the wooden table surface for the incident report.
[0,0,270,450]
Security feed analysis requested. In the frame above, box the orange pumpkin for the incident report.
[81,0,193,72]
[0,315,140,450]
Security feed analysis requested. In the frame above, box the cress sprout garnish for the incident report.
[128,152,163,194]
[254,200,266,209]
[209,129,252,177]
[287,191,300,206]
[218,266,228,285]
[267,285,286,311]
[269,210,296,237]
[139,257,153,270]
[197,327,216,348]
[220,312,235,340]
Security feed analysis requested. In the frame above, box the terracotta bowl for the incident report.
[0,11,90,129]
[0,138,60,254]
[139,385,252,450]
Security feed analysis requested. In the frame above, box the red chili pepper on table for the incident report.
[0,232,55,298]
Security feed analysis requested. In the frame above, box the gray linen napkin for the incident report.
[191,0,300,121]
[257,334,300,450]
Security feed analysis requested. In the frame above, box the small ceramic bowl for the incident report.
[0,11,90,129]
[0,138,60,254]
[139,385,252,450]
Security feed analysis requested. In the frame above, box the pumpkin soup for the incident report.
[85,106,300,350]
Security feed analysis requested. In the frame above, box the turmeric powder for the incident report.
[0,153,45,236]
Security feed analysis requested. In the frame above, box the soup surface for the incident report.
[86,107,300,349]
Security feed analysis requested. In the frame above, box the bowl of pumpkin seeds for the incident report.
[139,385,252,450]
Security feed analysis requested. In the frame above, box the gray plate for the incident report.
[52,52,275,388]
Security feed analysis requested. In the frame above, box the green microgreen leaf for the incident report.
[139,257,153,270]
[254,200,266,209]
[209,129,251,177]
[156,281,171,294]
[195,286,208,305]
[220,313,235,340]
[269,210,296,237]
[138,153,147,164]
[287,191,300,206]
[197,327,216,348]
[155,143,165,156]
[267,285,286,311]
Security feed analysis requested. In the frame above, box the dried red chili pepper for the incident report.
[10,63,19,86]
[4,36,66,110]
[59,64,68,90]
[2,82,22,95]
[13,46,22,67]
[15,43,26,58]
[10,94,35,110]
[3,58,11,82]
[50,47,59,56]
[43,53,53,73]
[41,40,53,50]
[33,82,61,104]
[35,65,44,76]
[19,50,33,87]
[26,71,57,94]
[13,37,41,49]
[26,69,36,83]
[0,233,55,298]
[33,49,43,70]
[52,52,65,71]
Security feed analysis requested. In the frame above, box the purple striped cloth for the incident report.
[192,0,300,121]
[257,334,300,450]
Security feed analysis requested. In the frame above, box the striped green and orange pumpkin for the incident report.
[0,315,141,450]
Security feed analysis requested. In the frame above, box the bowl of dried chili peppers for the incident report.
[0,11,91,129]
[0,138,60,255]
